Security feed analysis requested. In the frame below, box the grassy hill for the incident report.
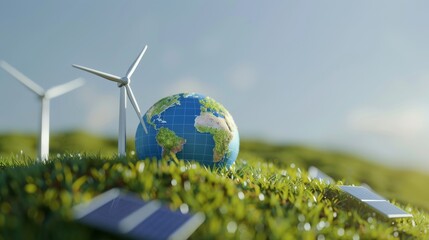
[0,132,428,239]
[240,140,429,211]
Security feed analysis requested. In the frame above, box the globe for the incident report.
[135,93,239,168]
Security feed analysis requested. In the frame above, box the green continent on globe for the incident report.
[200,97,228,115]
[156,127,186,158]
[199,97,237,132]
[195,106,234,162]
[145,95,181,129]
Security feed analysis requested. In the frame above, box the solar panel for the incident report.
[308,166,334,184]
[339,186,386,201]
[365,201,413,218]
[73,189,205,240]
[338,185,412,219]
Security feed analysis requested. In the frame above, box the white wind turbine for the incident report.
[0,61,85,162]
[72,45,149,157]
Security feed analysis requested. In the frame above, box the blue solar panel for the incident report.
[73,189,205,240]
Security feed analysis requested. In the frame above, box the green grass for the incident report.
[1,133,429,239]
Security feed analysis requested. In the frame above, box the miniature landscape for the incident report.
[1,132,428,239]
[3,2,429,239]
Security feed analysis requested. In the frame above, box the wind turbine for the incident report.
[0,61,85,162]
[72,45,149,157]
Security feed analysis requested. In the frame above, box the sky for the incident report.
[1,1,429,172]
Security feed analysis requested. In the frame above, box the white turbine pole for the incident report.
[40,98,50,160]
[72,45,149,157]
[0,60,85,162]
[41,78,85,161]
[118,87,127,156]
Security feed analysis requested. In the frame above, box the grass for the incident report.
[0,133,429,239]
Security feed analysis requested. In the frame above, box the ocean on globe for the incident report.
[135,93,239,168]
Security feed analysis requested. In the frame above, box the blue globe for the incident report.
[135,93,239,168]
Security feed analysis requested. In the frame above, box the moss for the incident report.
[155,127,186,158]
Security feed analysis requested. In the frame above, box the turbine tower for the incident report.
[72,45,149,157]
[0,61,85,162]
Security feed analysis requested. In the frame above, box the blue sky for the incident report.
[1,1,429,172]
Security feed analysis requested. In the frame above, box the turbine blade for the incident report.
[45,78,85,99]
[0,60,45,96]
[72,64,126,84]
[126,45,148,79]
[125,85,148,134]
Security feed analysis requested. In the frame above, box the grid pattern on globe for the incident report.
[135,96,218,164]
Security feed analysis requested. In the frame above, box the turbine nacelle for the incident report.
[118,77,130,87]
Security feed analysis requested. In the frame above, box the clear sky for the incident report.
[1,1,429,172]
